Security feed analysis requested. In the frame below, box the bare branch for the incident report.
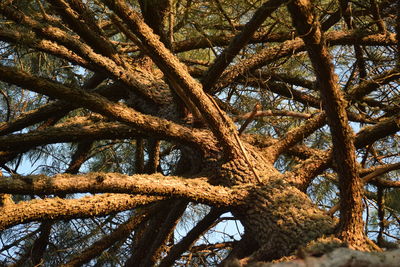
[0,26,91,69]
[287,0,365,248]
[0,118,216,153]
[102,0,245,159]
[0,66,219,153]
[0,173,246,206]
[0,194,163,230]
[0,6,168,103]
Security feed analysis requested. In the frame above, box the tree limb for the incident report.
[0,194,163,230]
[0,65,219,153]
[102,0,246,159]
[0,173,246,206]
[287,0,365,248]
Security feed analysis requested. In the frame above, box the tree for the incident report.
[0,0,399,265]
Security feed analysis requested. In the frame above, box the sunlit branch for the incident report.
[348,68,400,100]
[0,27,92,69]
[0,173,246,206]
[288,0,364,246]
[0,194,163,230]
[0,5,167,104]
[0,65,219,153]
[355,116,400,148]
[102,0,248,160]
[0,119,212,152]
[210,31,397,93]
[173,31,397,53]
[235,109,312,121]
[361,162,400,184]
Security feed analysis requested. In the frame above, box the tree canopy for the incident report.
[0,0,399,266]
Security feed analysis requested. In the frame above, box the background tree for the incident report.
[0,0,399,266]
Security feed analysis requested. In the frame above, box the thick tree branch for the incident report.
[212,38,305,93]
[287,0,365,248]
[361,162,400,184]
[173,31,397,53]
[0,26,92,69]
[0,6,167,104]
[348,68,400,100]
[360,162,400,177]
[0,66,219,153]
[0,173,246,206]
[355,116,400,148]
[0,194,163,230]
[0,118,216,152]
[235,109,312,121]
[102,0,246,160]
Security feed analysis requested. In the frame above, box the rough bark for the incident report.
[255,248,400,267]
[103,0,245,159]
[0,0,399,265]
[0,173,244,206]
[0,194,163,230]
[287,0,367,249]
